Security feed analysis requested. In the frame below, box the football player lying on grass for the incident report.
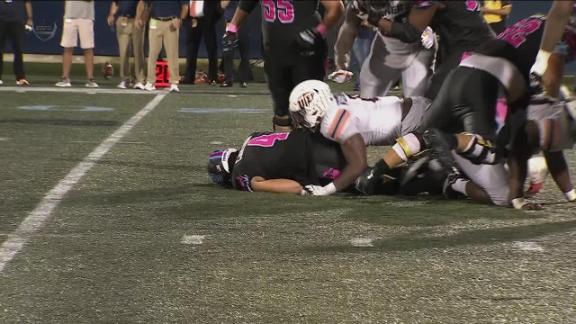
[206,128,444,196]
[208,128,348,194]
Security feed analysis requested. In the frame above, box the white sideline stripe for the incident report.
[0,86,157,95]
[513,241,545,252]
[0,94,167,273]
[350,237,374,247]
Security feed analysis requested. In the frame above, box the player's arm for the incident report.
[507,122,543,210]
[319,0,345,30]
[377,2,439,43]
[540,51,566,98]
[532,0,574,80]
[333,134,368,192]
[334,4,362,70]
[24,0,33,27]
[230,0,258,28]
[543,150,576,202]
[251,177,304,194]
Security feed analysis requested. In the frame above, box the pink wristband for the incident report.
[226,23,238,33]
[315,23,328,38]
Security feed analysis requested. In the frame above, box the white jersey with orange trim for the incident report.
[319,94,430,145]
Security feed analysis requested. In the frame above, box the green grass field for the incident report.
[0,65,575,323]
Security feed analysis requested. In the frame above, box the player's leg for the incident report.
[8,21,25,81]
[400,48,434,97]
[359,36,401,98]
[264,53,292,131]
[450,154,510,206]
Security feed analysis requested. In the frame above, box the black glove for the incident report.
[296,28,322,56]
[222,31,238,54]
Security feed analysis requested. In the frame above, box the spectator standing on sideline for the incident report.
[221,0,252,88]
[181,0,224,85]
[107,0,146,89]
[481,0,512,35]
[56,0,98,88]
[138,0,188,92]
[0,0,32,86]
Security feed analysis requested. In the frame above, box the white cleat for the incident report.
[169,84,180,93]
[55,78,72,87]
[144,82,156,91]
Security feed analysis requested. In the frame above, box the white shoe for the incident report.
[169,84,180,93]
[85,79,99,88]
[133,82,145,90]
[117,80,127,89]
[144,82,156,91]
[55,78,72,87]
[0,80,3,85]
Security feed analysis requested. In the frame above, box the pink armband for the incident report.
[315,23,328,38]
[226,23,238,33]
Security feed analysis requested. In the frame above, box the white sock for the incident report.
[451,179,469,195]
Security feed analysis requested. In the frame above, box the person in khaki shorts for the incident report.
[107,0,146,89]
[138,0,188,93]
[55,0,97,88]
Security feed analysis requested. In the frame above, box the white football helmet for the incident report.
[289,80,335,130]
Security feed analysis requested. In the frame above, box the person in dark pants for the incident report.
[224,0,344,131]
[182,0,224,85]
[221,0,253,88]
[0,0,33,86]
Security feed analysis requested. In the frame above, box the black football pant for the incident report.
[0,20,26,80]
[184,11,222,83]
[222,25,252,84]
[420,67,500,141]
[264,48,326,118]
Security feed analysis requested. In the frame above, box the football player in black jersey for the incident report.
[207,128,443,196]
[208,128,348,194]
[371,0,495,99]
[360,13,576,209]
[223,0,344,131]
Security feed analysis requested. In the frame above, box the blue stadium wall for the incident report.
[18,0,553,59]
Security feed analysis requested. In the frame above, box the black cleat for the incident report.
[355,167,380,196]
[422,128,457,171]
[442,170,467,199]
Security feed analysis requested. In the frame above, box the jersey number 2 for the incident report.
[262,0,295,24]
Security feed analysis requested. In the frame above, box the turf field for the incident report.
[1,66,575,323]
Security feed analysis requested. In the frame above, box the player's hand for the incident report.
[328,70,353,84]
[300,183,337,196]
[421,26,435,49]
[222,31,238,54]
[512,198,542,210]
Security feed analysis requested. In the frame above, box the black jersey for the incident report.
[473,15,546,84]
[415,0,494,53]
[239,0,321,57]
[231,129,346,192]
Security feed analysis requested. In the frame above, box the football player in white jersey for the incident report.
[333,0,434,97]
[289,79,431,196]
[290,79,515,208]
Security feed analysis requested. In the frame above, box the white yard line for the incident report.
[0,94,167,273]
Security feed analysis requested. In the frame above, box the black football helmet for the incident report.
[207,148,238,187]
